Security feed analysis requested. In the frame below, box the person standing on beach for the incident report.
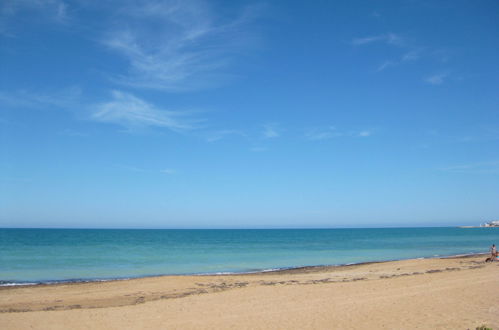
[491,244,497,259]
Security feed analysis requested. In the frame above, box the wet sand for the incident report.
[1,254,498,329]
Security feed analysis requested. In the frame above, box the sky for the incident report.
[1,0,498,228]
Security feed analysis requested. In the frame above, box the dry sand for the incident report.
[1,255,498,329]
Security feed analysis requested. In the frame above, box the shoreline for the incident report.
[1,253,497,329]
[0,252,487,289]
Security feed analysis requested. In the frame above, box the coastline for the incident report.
[3,227,497,290]
[1,253,498,329]
[0,252,487,288]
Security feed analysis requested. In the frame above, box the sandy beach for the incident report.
[1,254,498,329]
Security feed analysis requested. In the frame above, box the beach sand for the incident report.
[1,255,498,329]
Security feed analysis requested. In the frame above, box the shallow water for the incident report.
[1,227,498,284]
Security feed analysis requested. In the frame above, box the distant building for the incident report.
[481,220,499,227]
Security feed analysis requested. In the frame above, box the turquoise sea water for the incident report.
[1,228,498,285]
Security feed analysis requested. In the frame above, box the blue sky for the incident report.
[1,0,498,228]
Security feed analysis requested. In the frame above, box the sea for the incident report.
[1,227,498,285]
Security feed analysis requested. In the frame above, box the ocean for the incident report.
[1,227,498,285]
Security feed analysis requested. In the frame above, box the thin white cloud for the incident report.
[59,129,87,137]
[117,164,148,173]
[401,50,420,62]
[250,146,267,152]
[306,131,336,141]
[348,129,374,138]
[441,161,499,174]
[352,33,402,46]
[352,32,428,72]
[376,60,396,72]
[357,130,372,137]
[118,164,177,175]
[352,35,385,46]
[205,129,246,142]
[305,126,342,141]
[0,87,81,109]
[262,124,280,138]
[376,49,422,72]
[102,0,261,91]
[1,0,68,35]
[161,168,176,175]
[92,90,195,131]
[306,126,374,141]
[1,0,68,19]
[432,49,451,63]
[0,88,201,134]
[425,73,447,85]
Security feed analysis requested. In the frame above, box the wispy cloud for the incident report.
[352,32,433,73]
[376,49,422,72]
[1,0,68,35]
[250,146,267,152]
[431,49,451,63]
[352,33,402,46]
[425,73,447,85]
[401,50,420,62]
[305,126,342,141]
[376,60,397,72]
[205,129,246,142]
[59,129,87,137]
[441,161,499,174]
[305,126,373,141]
[456,128,499,143]
[160,168,176,175]
[262,124,280,138]
[357,130,372,137]
[102,0,262,91]
[92,90,196,131]
[0,88,201,134]
[117,164,148,173]
[118,164,177,175]
[423,128,499,146]
[0,87,81,109]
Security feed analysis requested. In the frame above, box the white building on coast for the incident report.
[481,220,499,227]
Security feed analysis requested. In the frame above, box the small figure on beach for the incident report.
[486,244,497,262]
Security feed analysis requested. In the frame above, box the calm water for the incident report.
[1,228,498,284]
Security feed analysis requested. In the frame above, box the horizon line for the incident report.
[0,225,476,230]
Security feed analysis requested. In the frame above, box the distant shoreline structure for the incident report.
[458,220,499,228]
